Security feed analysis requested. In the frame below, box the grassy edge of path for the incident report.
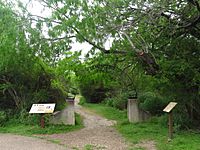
[0,113,83,135]
[83,103,200,150]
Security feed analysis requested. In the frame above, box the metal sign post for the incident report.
[29,103,56,128]
[163,102,177,140]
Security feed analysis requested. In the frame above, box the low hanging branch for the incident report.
[72,27,160,75]
[28,1,159,75]
[71,26,127,54]
[122,32,159,75]
[71,25,159,75]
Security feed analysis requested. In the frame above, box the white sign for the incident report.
[163,102,177,113]
[29,103,56,114]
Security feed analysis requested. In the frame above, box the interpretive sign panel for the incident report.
[163,102,177,113]
[29,103,56,114]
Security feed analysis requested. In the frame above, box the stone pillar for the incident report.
[128,99,150,123]
[65,100,75,125]
[128,99,140,122]
[50,100,75,125]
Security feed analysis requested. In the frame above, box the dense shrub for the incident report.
[79,96,86,105]
[0,4,68,126]
[79,81,108,103]
[0,111,7,126]
[138,92,168,115]
[103,93,128,110]
[17,109,40,125]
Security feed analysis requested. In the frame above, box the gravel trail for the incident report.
[41,101,129,150]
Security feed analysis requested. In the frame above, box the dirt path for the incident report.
[0,133,67,150]
[40,98,129,150]
[0,98,157,150]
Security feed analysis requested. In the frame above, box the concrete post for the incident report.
[65,100,75,125]
[128,99,150,123]
[50,99,75,125]
[128,99,140,122]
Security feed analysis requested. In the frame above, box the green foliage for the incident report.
[0,2,68,125]
[40,0,200,128]
[5,109,42,126]
[79,82,108,103]
[0,113,83,135]
[138,92,168,115]
[79,96,86,105]
[0,111,7,126]
[83,144,94,150]
[1,0,200,129]
[76,53,138,104]
[74,113,83,126]
[77,59,113,103]
[103,92,128,110]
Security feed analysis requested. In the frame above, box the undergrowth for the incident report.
[0,113,83,135]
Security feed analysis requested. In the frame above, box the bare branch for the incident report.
[70,26,127,54]
[179,15,200,29]
[41,35,75,41]
[29,14,62,24]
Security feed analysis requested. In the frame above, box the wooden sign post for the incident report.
[40,114,45,128]
[163,102,177,140]
[29,103,56,128]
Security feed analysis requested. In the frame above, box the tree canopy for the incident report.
[0,0,199,128]
[0,1,67,116]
